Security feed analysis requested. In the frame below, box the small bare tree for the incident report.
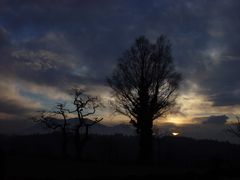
[33,88,103,159]
[227,116,240,138]
[70,88,103,158]
[33,103,69,157]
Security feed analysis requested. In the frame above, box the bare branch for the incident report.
[227,116,240,138]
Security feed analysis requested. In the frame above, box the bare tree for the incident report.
[70,88,103,158]
[33,88,103,159]
[33,103,69,158]
[108,35,181,162]
[227,116,240,138]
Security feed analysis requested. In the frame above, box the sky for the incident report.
[0,0,240,142]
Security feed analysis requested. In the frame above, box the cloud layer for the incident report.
[0,0,240,141]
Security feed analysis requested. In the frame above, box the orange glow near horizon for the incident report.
[157,115,197,126]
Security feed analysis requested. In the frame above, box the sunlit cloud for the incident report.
[0,79,42,119]
[158,81,240,126]
[19,81,71,101]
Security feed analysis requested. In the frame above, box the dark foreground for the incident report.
[1,134,240,179]
[3,155,240,180]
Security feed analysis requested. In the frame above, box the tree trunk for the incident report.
[74,128,80,159]
[62,130,67,158]
[74,127,88,160]
[138,120,153,163]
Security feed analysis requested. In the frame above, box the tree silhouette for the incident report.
[33,88,103,159]
[108,35,181,162]
[227,116,240,138]
[33,104,69,158]
[70,88,103,158]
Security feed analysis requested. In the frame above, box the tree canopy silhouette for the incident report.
[108,35,181,162]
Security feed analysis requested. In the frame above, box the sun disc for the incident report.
[172,132,179,136]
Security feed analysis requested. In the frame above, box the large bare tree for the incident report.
[108,35,181,162]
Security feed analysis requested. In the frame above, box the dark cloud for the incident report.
[0,30,102,91]
[0,0,240,125]
[0,27,9,48]
[202,115,228,125]
[0,99,34,117]
[199,60,240,106]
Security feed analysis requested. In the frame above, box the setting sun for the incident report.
[172,132,179,136]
